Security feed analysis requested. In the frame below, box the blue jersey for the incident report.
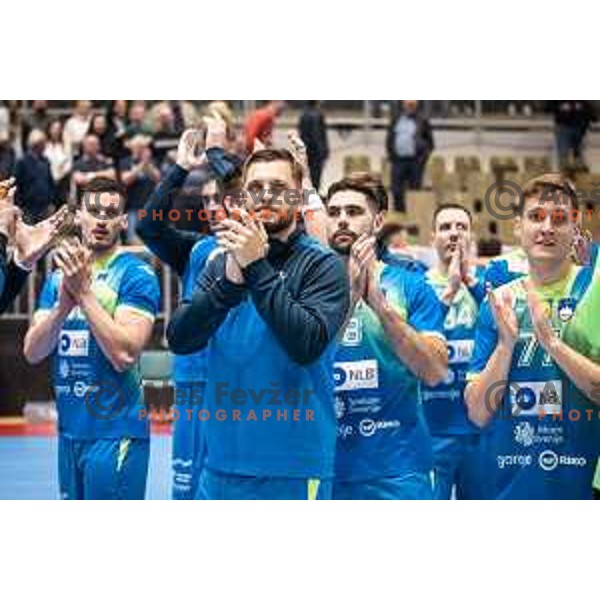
[468,266,600,499]
[173,236,218,384]
[37,251,160,439]
[421,268,484,436]
[334,261,446,482]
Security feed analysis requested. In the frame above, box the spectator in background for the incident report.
[120,135,161,242]
[71,134,116,199]
[244,100,285,153]
[88,113,114,159]
[15,129,56,222]
[548,101,597,170]
[386,100,434,212]
[21,100,51,149]
[104,100,129,163]
[125,101,152,140]
[298,101,329,190]
[63,100,93,156]
[45,119,72,205]
[0,108,15,179]
[152,104,177,164]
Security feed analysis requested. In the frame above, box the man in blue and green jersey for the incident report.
[24,177,160,500]
[466,173,600,499]
[422,203,486,499]
[325,173,448,500]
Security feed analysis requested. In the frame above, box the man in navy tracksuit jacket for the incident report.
[168,148,349,499]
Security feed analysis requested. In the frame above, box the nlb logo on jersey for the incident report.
[58,331,90,357]
[447,339,474,365]
[334,360,379,392]
[509,380,562,417]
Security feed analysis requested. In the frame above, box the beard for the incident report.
[259,206,295,235]
[328,229,360,255]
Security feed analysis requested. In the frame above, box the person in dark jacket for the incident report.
[0,178,68,312]
[386,100,434,212]
[548,101,597,170]
[167,147,349,500]
[137,123,241,500]
[298,101,329,190]
[15,129,57,223]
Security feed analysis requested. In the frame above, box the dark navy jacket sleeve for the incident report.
[167,254,246,354]
[241,252,349,366]
[0,235,29,314]
[135,164,201,277]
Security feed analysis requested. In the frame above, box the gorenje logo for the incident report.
[538,450,587,471]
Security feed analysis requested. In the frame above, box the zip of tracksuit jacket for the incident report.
[167,229,350,478]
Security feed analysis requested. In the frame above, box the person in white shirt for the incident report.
[63,100,92,156]
[45,119,72,204]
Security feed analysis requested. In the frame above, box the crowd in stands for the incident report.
[0,100,596,242]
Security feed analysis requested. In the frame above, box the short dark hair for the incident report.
[432,203,473,228]
[326,172,388,213]
[243,148,303,184]
[516,173,578,215]
[81,177,126,210]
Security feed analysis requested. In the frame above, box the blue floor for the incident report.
[0,435,171,499]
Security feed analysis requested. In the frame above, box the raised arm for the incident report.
[465,291,518,427]
[167,252,246,354]
[366,264,448,386]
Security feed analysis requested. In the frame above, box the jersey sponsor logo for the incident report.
[557,298,576,322]
[334,360,379,392]
[55,385,71,395]
[337,423,354,439]
[334,396,345,419]
[513,422,536,447]
[358,417,401,437]
[58,331,90,357]
[341,318,362,346]
[497,454,533,469]
[73,381,88,398]
[538,450,587,471]
[58,360,70,379]
[509,380,562,417]
[447,339,474,365]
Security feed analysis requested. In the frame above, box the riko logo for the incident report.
[334,360,379,392]
[73,381,88,398]
[538,450,587,471]
[359,419,377,437]
[58,331,90,358]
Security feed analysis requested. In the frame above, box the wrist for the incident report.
[175,159,191,172]
[497,338,516,355]
[12,249,34,272]
[77,288,95,307]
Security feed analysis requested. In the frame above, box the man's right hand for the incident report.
[490,288,519,348]
[204,113,227,150]
[349,234,376,303]
[176,129,207,171]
